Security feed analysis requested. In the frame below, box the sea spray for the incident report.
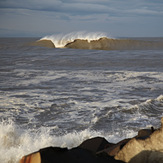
[0,118,138,163]
[0,119,105,163]
[0,119,56,163]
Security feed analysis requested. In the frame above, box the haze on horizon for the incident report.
[0,0,163,38]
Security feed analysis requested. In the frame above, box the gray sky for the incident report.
[0,0,163,37]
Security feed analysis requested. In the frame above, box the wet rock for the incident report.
[97,126,155,160]
[98,138,131,157]
[79,136,113,153]
[136,127,155,139]
[19,152,41,163]
[115,118,163,162]
[39,146,124,163]
[129,150,163,163]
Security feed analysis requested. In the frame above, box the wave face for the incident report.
[38,32,163,50]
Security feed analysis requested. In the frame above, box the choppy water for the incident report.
[0,37,163,163]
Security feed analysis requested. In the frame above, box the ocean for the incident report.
[0,32,163,162]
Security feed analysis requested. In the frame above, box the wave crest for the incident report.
[40,31,108,48]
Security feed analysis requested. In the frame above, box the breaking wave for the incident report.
[40,31,108,48]
[35,31,163,50]
[0,119,135,163]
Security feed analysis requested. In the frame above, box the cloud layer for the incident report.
[0,0,163,37]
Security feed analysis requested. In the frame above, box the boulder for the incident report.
[129,150,163,163]
[135,127,155,139]
[96,126,155,159]
[19,144,124,163]
[98,138,131,157]
[115,118,163,162]
[19,152,41,163]
[39,146,124,163]
[79,136,113,153]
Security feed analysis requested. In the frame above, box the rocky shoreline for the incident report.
[20,117,163,163]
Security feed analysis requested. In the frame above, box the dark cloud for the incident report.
[0,0,163,16]
[0,0,163,37]
[0,0,62,11]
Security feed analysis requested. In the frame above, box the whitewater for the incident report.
[0,32,163,163]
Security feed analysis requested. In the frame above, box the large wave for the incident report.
[40,31,108,48]
[34,31,163,50]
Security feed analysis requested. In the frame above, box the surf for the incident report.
[0,119,112,163]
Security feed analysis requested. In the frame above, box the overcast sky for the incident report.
[0,0,163,37]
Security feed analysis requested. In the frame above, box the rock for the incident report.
[19,152,41,163]
[39,146,124,163]
[98,138,131,157]
[136,127,155,139]
[129,150,163,163]
[79,136,113,153]
[115,117,163,162]
[97,126,155,158]
[19,144,124,163]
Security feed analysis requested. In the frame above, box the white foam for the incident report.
[0,119,101,163]
[157,95,163,101]
[40,31,108,48]
[0,119,137,163]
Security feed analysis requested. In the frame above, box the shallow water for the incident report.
[0,37,163,162]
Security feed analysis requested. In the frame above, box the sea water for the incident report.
[0,35,163,163]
